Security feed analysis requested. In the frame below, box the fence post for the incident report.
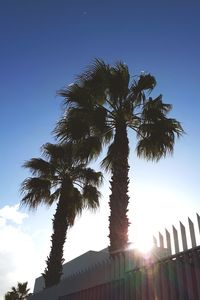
[159,232,164,248]
[173,225,180,253]
[188,217,197,248]
[197,213,200,234]
[165,229,172,255]
[180,222,188,251]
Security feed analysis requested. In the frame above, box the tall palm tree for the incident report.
[54,59,184,254]
[21,142,102,288]
[5,282,31,300]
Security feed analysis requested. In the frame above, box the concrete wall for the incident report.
[33,249,109,293]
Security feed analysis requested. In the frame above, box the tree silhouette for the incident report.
[55,59,184,253]
[4,282,31,300]
[21,142,102,287]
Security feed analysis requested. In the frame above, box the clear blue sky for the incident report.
[0,0,200,296]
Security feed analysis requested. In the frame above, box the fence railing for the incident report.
[60,246,200,300]
[30,213,200,300]
[152,213,200,254]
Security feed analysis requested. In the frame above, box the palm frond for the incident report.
[108,61,130,103]
[78,58,109,83]
[136,118,184,160]
[77,58,110,105]
[82,185,100,210]
[59,82,94,108]
[21,177,52,209]
[54,108,92,142]
[11,287,17,294]
[17,282,30,295]
[100,142,116,171]
[64,187,83,226]
[73,136,102,162]
[42,142,74,168]
[141,96,172,121]
[54,116,74,143]
[92,106,108,131]
[74,167,103,186]
[42,143,64,160]
[6,282,30,300]
[136,73,156,93]
[23,158,53,177]
[63,183,99,226]
[49,188,61,205]
[130,73,156,105]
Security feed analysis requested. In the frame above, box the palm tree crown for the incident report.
[5,282,31,300]
[21,142,102,287]
[55,59,184,253]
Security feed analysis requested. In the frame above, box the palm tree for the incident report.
[54,59,184,254]
[21,142,102,288]
[5,282,31,300]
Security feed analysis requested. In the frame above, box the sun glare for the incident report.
[128,236,153,254]
[135,237,154,254]
[127,184,190,256]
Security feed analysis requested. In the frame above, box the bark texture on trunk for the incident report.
[43,182,71,288]
[109,120,130,254]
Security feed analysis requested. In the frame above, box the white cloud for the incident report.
[0,200,109,299]
[0,204,28,225]
[0,217,6,227]
[0,204,49,300]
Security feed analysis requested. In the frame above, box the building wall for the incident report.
[33,249,109,293]
[30,247,170,300]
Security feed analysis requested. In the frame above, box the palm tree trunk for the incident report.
[43,183,71,288]
[109,120,129,254]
